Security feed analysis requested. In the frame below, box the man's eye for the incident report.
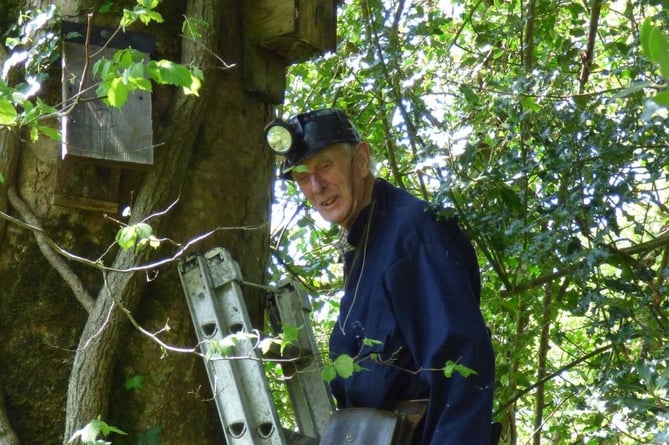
[318,161,331,171]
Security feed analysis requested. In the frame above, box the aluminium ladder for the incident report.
[177,247,333,445]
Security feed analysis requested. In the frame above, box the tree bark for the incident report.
[0,389,20,445]
[578,0,603,93]
[0,43,20,249]
[0,37,21,445]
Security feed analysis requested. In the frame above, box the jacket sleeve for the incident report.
[384,242,495,445]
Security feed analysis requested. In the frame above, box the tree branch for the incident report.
[495,342,614,416]
[6,186,95,313]
[502,230,669,296]
[578,0,603,93]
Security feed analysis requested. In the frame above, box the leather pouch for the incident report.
[319,408,412,445]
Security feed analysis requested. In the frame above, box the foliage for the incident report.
[115,222,160,252]
[640,17,669,106]
[322,353,364,382]
[93,51,202,108]
[69,418,126,445]
[275,0,669,443]
[443,360,478,379]
[123,375,145,392]
[0,4,60,140]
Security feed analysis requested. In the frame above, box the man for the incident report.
[265,109,496,444]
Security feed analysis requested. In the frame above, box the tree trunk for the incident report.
[0,389,19,445]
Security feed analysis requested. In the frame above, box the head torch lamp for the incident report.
[264,109,362,178]
[264,120,297,156]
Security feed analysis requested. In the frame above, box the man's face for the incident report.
[293,143,372,229]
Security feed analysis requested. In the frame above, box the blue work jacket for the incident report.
[329,179,495,444]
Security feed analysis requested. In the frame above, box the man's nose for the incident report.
[309,173,325,191]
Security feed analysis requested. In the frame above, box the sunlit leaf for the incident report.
[107,77,129,108]
[321,364,337,383]
[652,90,669,107]
[648,26,669,79]
[639,17,653,58]
[442,361,479,379]
[37,125,61,141]
[116,226,137,250]
[333,354,355,379]
[0,97,17,125]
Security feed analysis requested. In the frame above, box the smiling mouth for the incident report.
[321,197,336,207]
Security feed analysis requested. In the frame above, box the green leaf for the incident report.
[639,17,653,58]
[29,125,39,142]
[126,75,152,92]
[520,95,541,111]
[93,58,114,80]
[321,364,337,383]
[98,421,126,437]
[0,97,17,125]
[459,84,480,105]
[69,418,126,444]
[443,360,479,379]
[147,60,192,86]
[282,324,300,343]
[140,0,161,8]
[210,334,239,358]
[0,173,4,184]
[499,185,522,213]
[135,222,153,239]
[37,125,61,141]
[333,354,356,379]
[362,337,383,347]
[116,226,137,249]
[652,90,669,107]
[183,73,202,96]
[107,77,129,108]
[648,26,669,79]
[278,325,300,355]
[124,374,145,391]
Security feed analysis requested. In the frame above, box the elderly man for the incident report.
[265,109,496,444]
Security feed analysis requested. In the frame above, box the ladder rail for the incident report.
[268,282,334,438]
[178,248,287,445]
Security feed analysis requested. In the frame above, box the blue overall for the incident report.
[329,179,495,444]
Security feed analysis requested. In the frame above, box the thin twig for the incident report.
[101,270,202,356]
[0,204,266,274]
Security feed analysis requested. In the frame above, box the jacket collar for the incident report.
[346,179,389,247]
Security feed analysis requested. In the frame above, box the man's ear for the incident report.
[354,142,372,176]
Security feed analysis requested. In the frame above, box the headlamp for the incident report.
[264,120,295,155]
[263,109,362,179]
